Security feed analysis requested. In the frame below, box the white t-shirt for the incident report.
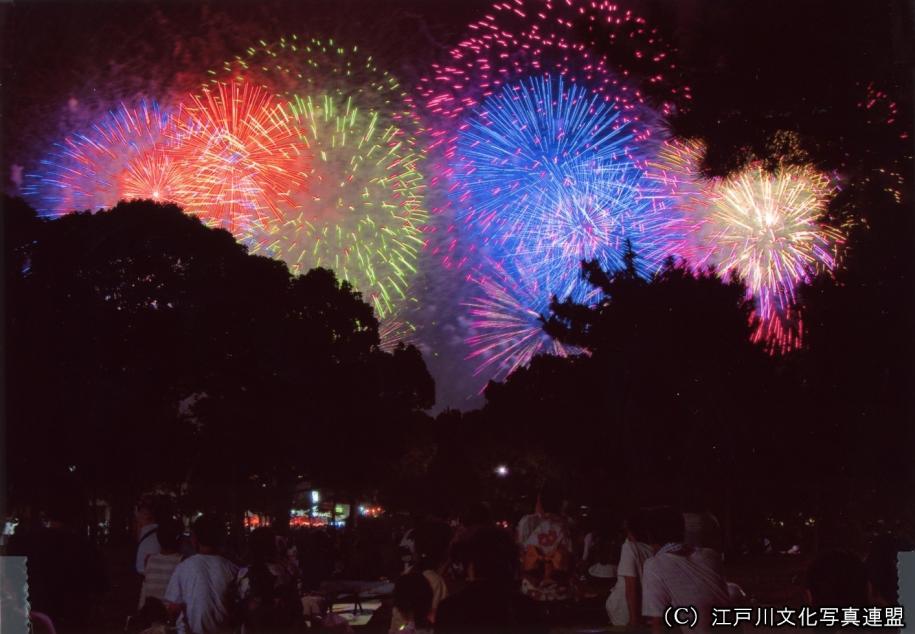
[136,524,162,574]
[606,540,654,625]
[164,554,240,634]
[641,543,730,634]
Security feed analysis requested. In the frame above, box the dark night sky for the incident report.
[2,0,913,409]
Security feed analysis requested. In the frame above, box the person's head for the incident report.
[393,572,433,628]
[625,509,652,544]
[414,520,453,571]
[156,518,182,554]
[192,514,225,553]
[591,538,614,566]
[806,550,870,607]
[537,482,564,515]
[464,526,517,583]
[645,506,684,547]
[249,527,278,564]
[136,496,170,527]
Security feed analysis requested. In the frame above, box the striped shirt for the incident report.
[140,553,183,608]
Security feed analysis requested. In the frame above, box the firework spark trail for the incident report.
[464,258,582,380]
[24,100,184,216]
[641,137,717,269]
[168,79,309,234]
[378,319,418,352]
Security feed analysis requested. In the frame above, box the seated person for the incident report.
[641,507,730,634]
[436,526,547,634]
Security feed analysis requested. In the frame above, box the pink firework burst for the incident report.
[418,0,689,143]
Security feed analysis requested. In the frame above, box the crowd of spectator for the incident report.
[3,487,909,634]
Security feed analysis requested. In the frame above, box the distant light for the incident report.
[311,490,320,504]
[68,465,77,473]
[495,465,509,477]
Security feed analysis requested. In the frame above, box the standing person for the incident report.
[164,515,240,634]
[136,498,163,576]
[606,509,654,628]
[641,507,730,634]
[139,518,184,610]
[517,483,575,621]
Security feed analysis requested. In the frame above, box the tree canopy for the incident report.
[5,197,434,526]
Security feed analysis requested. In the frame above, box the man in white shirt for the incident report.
[135,500,162,575]
[641,507,730,634]
[164,515,239,634]
[606,509,654,627]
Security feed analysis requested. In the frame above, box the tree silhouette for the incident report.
[4,197,434,533]
[799,176,914,512]
[481,251,795,538]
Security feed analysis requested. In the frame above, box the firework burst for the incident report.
[455,75,680,272]
[24,101,184,216]
[207,37,429,344]
[464,259,583,381]
[419,0,688,141]
[449,75,687,374]
[706,164,843,349]
[168,79,309,233]
[120,152,187,204]
[416,0,687,278]
[243,92,428,320]
[642,138,845,350]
